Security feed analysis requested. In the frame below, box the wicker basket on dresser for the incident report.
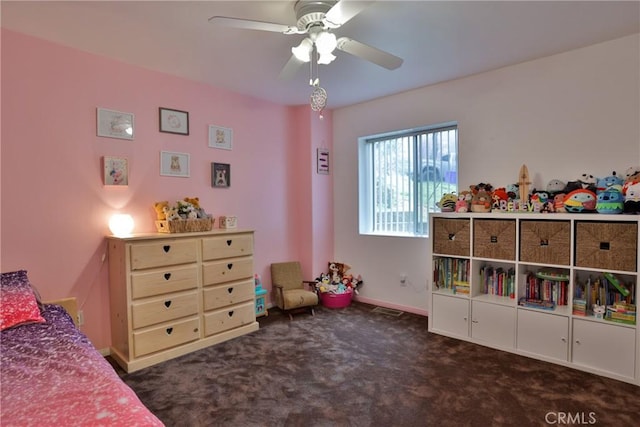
[107,230,258,373]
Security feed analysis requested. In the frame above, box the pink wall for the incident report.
[1,30,333,349]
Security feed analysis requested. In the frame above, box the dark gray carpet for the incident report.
[119,302,639,426]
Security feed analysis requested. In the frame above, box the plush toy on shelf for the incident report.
[471,183,493,213]
[622,167,640,214]
[563,188,597,213]
[455,190,472,212]
[436,192,457,212]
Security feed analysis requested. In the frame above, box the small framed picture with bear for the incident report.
[211,162,231,188]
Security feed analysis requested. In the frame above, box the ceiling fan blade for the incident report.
[279,55,305,80]
[208,16,302,34]
[324,0,376,27]
[336,37,403,70]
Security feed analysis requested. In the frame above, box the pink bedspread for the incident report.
[1,304,163,426]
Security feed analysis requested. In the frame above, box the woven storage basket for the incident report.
[155,217,214,233]
[473,219,516,260]
[433,218,470,256]
[520,220,571,265]
[575,221,637,272]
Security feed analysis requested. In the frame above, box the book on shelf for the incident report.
[603,272,630,297]
[480,265,515,298]
[572,298,587,316]
[518,297,556,310]
[434,257,470,291]
[525,272,568,305]
[605,303,636,325]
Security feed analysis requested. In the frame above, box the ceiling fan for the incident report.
[208,0,404,80]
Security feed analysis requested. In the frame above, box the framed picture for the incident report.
[159,107,189,135]
[208,125,233,150]
[103,156,129,186]
[160,151,190,177]
[317,148,330,174]
[211,162,231,188]
[96,108,134,140]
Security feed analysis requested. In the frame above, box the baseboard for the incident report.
[354,295,429,317]
[98,347,111,357]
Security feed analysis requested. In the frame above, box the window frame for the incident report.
[358,122,458,238]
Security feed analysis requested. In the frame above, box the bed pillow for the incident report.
[1,270,46,330]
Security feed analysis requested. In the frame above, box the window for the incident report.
[359,123,458,237]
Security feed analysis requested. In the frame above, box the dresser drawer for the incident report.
[203,278,254,311]
[132,291,199,329]
[131,265,198,299]
[202,256,253,285]
[130,240,198,270]
[203,301,255,336]
[202,234,253,260]
[133,317,200,358]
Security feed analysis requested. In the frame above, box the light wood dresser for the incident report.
[107,229,258,372]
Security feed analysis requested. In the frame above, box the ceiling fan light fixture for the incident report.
[315,31,337,54]
[317,52,336,65]
[292,38,313,62]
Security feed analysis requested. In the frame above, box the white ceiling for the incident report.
[2,1,639,108]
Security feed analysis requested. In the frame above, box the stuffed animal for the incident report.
[471,183,493,213]
[183,197,209,218]
[328,262,351,284]
[553,193,567,213]
[546,179,566,196]
[624,166,640,181]
[622,168,640,214]
[455,191,472,212]
[154,201,169,220]
[623,180,640,214]
[436,192,457,212]
[184,197,200,208]
[578,173,597,192]
[491,187,509,210]
[596,187,624,214]
[563,189,597,213]
[595,172,623,193]
[530,189,550,205]
[505,184,519,201]
[162,205,181,221]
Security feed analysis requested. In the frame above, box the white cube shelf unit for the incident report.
[428,212,639,385]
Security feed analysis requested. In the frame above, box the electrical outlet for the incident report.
[77,310,84,326]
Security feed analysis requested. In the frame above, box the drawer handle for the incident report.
[163,245,171,253]
[164,300,172,308]
[227,263,233,270]
[228,310,234,318]
[600,241,610,250]
[227,287,234,294]
[164,273,171,280]
[166,327,173,335]
[226,239,232,246]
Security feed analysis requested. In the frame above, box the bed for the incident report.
[1,270,163,426]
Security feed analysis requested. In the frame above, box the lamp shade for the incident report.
[317,52,336,65]
[109,214,134,237]
[292,38,313,62]
[315,31,337,55]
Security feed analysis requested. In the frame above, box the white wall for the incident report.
[333,34,640,315]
